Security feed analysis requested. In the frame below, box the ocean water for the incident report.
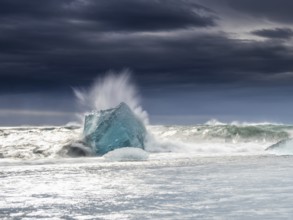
[1,124,293,219]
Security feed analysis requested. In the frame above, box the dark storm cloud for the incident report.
[0,0,217,91]
[251,28,293,39]
[1,0,293,94]
[0,0,66,18]
[0,0,216,31]
[2,31,293,91]
[223,0,293,24]
[83,0,217,31]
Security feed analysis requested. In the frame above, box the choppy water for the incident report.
[1,155,293,219]
[1,124,293,219]
[1,123,293,159]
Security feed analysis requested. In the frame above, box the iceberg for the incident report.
[60,141,94,157]
[83,102,146,155]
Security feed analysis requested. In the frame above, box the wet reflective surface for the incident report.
[1,155,293,219]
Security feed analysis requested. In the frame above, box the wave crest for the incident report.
[1,124,293,160]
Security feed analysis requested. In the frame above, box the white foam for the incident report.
[205,119,226,126]
[0,127,82,159]
[73,70,149,124]
[103,147,149,161]
[267,139,293,155]
[204,118,284,126]
[0,124,292,160]
[145,125,288,156]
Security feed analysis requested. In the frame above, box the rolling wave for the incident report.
[1,124,293,160]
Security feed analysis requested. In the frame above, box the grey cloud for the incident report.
[79,0,217,31]
[1,0,293,94]
[1,31,293,93]
[223,0,293,24]
[251,28,293,39]
[0,0,217,31]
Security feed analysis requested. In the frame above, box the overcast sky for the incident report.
[1,0,293,125]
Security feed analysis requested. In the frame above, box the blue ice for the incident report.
[83,102,146,155]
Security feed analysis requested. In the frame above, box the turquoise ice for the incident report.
[83,102,146,155]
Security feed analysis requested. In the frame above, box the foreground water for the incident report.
[1,155,293,219]
[1,124,293,219]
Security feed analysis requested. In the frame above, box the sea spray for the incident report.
[74,70,149,124]
[3,71,293,159]
[1,124,293,159]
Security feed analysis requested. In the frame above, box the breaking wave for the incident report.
[1,123,293,160]
[2,72,293,160]
[73,70,148,124]
[146,124,293,156]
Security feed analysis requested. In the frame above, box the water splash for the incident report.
[74,70,148,124]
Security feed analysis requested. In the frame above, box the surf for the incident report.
[1,72,293,160]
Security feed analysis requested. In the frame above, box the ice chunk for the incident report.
[83,102,146,155]
[59,141,94,157]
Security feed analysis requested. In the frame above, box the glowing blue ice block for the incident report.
[83,102,146,155]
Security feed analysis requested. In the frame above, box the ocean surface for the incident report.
[1,123,293,219]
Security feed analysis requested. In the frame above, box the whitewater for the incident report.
[1,72,293,219]
[1,123,293,219]
[1,123,293,160]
